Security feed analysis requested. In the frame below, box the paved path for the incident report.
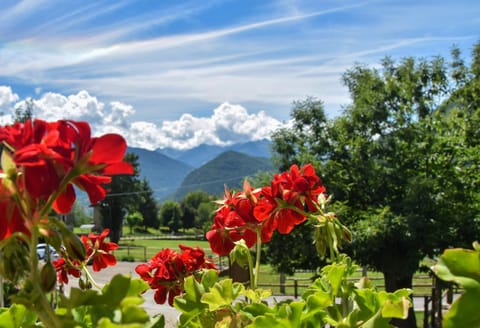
[65,261,180,327]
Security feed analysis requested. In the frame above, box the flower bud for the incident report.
[230,239,250,267]
[63,230,87,261]
[40,262,57,292]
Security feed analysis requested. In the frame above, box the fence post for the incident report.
[294,279,298,298]
[143,246,147,262]
[280,272,286,294]
[423,296,429,328]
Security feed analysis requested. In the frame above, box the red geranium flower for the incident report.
[0,119,133,214]
[253,164,326,235]
[81,229,118,272]
[135,245,216,306]
[53,258,81,284]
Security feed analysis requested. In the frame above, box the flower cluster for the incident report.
[0,119,131,304]
[135,245,216,306]
[0,119,133,221]
[54,228,119,284]
[206,164,326,256]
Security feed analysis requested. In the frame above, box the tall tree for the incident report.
[271,42,480,327]
[267,100,330,275]
[181,190,212,231]
[160,200,183,234]
[138,178,159,230]
[98,153,142,243]
[13,98,34,123]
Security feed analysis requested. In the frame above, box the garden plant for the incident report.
[0,118,418,327]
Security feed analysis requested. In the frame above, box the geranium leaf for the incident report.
[443,289,480,328]
[101,274,131,307]
[0,304,37,328]
[201,279,245,311]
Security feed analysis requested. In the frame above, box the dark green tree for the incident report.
[197,201,216,233]
[181,190,212,231]
[271,43,480,327]
[98,153,142,243]
[138,178,159,230]
[125,211,143,234]
[13,98,34,123]
[160,200,183,234]
[267,100,330,275]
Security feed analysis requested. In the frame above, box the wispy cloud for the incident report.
[0,0,478,133]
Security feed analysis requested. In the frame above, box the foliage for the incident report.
[138,178,160,230]
[126,211,144,234]
[159,200,183,233]
[72,202,91,227]
[98,152,143,243]
[180,191,212,231]
[433,242,480,328]
[13,98,34,123]
[174,256,411,328]
[0,119,142,327]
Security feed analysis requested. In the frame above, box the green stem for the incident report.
[29,229,61,328]
[253,230,262,290]
[82,266,102,289]
[247,248,255,290]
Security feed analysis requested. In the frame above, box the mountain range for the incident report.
[126,139,274,201]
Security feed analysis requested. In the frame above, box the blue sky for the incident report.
[0,0,479,150]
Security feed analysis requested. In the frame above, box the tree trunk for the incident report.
[384,272,417,328]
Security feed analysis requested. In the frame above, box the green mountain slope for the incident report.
[174,150,273,199]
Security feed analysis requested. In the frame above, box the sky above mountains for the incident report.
[0,0,478,150]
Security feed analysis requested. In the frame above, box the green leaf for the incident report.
[201,279,245,311]
[60,287,100,308]
[121,305,149,324]
[248,301,305,328]
[433,247,480,327]
[359,309,392,328]
[174,275,206,314]
[241,288,272,303]
[101,275,131,307]
[97,317,144,327]
[353,289,379,316]
[146,314,165,328]
[241,303,273,318]
[443,289,480,328]
[200,269,218,290]
[434,248,480,287]
[381,296,410,319]
[126,278,150,297]
[326,264,346,296]
[0,304,37,328]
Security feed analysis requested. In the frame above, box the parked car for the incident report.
[36,243,60,261]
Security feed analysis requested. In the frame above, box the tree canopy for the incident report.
[270,42,480,327]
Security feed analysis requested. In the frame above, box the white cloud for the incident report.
[0,86,19,111]
[0,88,285,151]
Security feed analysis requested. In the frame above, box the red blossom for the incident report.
[53,258,81,285]
[135,245,216,306]
[0,186,30,241]
[206,187,261,256]
[0,119,133,215]
[206,164,327,256]
[82,229,118,272]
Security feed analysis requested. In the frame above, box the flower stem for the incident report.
[82,266,102,289]
[253,230,262,290]
[29,229,61,328]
